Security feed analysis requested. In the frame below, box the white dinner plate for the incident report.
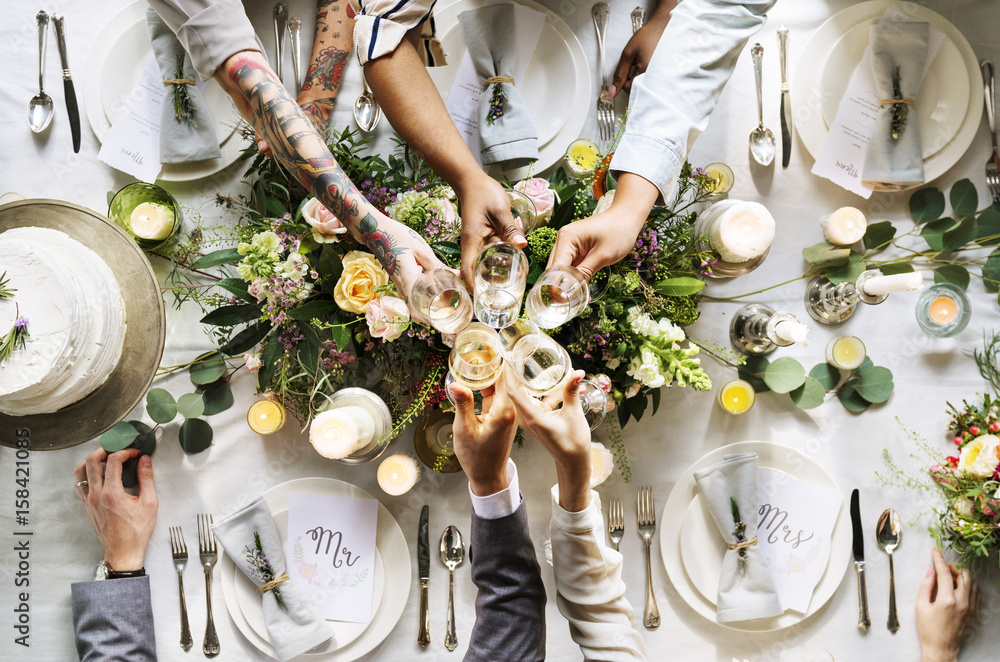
[220,477,411,661]
[84,1,250,183]
[659,441,852,632]
[793,1,983,189]
[428,0,591,176]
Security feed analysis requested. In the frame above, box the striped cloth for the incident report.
[351,0,447,66]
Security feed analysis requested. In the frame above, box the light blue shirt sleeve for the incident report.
[610,0,777,201]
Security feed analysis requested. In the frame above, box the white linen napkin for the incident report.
[212,497,333,661]
[693,453,782,623]
[861,21,931,189]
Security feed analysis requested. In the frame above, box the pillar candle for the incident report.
[862,272,923,297]
[309,406,376,459]
[130,202,175,240]
[708,201,776,263]
[377,453,421,496]
[822,207,867,246]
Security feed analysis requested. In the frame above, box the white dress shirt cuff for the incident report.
[470,459,522,519]
[550,484,602,534]
[609,130,685,203]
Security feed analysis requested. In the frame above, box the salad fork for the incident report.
[607,498,624,551]
[982,60,999,204]
[198,514,220,657]
[169,526,193,651]
[592,3,614,142]
[637,486,660,629]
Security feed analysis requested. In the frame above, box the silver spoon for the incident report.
[439,525,465,652]
[354,72,382,133]
[272,4,287,83]
[749,43,775,166]
[29,11,53,133]
[876,508,902,633]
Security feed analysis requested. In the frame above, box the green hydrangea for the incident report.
[386,191,433,228]
[526,226,558,262]
[237,231,283,281]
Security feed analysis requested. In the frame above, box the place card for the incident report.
[98,55,163,182]
[285,493,378,623]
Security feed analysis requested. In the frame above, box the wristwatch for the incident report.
[94,560,146,581]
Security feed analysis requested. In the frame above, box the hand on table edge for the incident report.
[917,546,979,662]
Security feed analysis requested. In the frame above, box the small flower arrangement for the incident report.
[0,310,28,365]
[246,531,288,611]
[730,497,749,572]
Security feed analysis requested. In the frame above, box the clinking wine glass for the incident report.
[473,242,529,329]
[579,379,609,430]
[448,322,504,391]
[525,265,591,329]
[506,188,538,235]
[411,269,474,335]
[507,330,572,398]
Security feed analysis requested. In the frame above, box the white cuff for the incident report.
[550,484,602,534]
[470,459,521,519]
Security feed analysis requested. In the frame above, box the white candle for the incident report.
[427,421,455,456]
[309,406,376,459]
[822,207,867,246]
[129,202,175,240]
[377,453,421,496]
[589,442,615,487]
[708,201,776,263]
[862,272,924,297]
[773,319,810,347]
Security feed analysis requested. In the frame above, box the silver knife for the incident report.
[52,14,81,153]
[777,26,791,169]
[287,17,302,95]
[273,4,288,85]
[417,505,430,648]
[850,489,871,632]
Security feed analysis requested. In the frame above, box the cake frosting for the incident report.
[0,227,127,415]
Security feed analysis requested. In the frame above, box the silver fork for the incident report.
[169,527,194,651]
[608,498,624,551]
[198,514,221,657]
[592,3,614,143]
[982,60,1000,204]
[637,486,660,629]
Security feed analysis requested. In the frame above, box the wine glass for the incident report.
[448,322,504,391]
[507,331,571,397]
[525,266,591,328]
[497,317,541,357]
[473,242,529,329]
[506,188,538,235]
[411,269,474,335]
[579,379,609,430]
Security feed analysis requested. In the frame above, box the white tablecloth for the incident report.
[2,1,1000,660]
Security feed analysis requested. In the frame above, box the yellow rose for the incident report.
[334,251,389,313]
[957,434,1000,479]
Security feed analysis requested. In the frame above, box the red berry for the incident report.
[990,422,999,433]
[970,426,981,436]
[954,437,963,445]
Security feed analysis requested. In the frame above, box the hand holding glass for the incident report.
[526,266,591,328]
[411,269,474,335]
[448,323,504,391]
[473,242,528,329]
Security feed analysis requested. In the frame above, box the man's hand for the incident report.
[73,449,158,572]
[609,0,676,99]
[450,377,517,497]
[917,547,979,662]
[458,175,527,289]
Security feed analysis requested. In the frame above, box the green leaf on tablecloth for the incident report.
[935,265,971,291]
[178,418,213,454]
[825,253,866,284]
[290,300,338,321]
[949,179,978,217]
[909,187,945,223]
[982,250,1000,293]
[942,215,977,253]
[863,221,897,252]
[300,340,320,374]
[738,355,770,393]
[762,357,805,394]
[856,356,874,375]
[189,351,226,385]
[220,322,271,356]
[198,379,234,416]
[790,376,826,409]
[855,366,894,404]
[976,208,1000,246]
[837,387,871,412]
[654,277,705,297]
[878,263,915,275]
[177,392,206,419]
[215,278,254,303]
[651,388,661,416]
[258,339,283,391]
[201,304,261,326]
[101,421,139,452]
[129,422,156,456]
[920,218,955,252]
[802,242,851,267]
[146,388,177,424]
[191,248,242,269]
[809,363,840,390]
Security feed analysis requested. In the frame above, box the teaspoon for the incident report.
[439,525,465,652]
[749,43,775,166]
[354,72,382,133]
[29,11,54,133]
[876,508,902,633]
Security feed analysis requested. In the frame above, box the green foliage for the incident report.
[741,353,894,413]
[802,242,851,268]
[101,422,139,452]
[949,178,978,217]
[863,221,896,251]
[934,265,970,290]
[825,253,866,284]
[191,248,242,269]
[177,392,206,419]
[909,187,946,223]
[762,358,806,394]
[525,226,558,262]
[146,388,177,424]
[189,351,227,385]
[179,418,213,454]
[790,376,826,409]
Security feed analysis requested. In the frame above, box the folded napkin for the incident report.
[458,4,538,169]
[213,497,333,661]
[146,8,221,164]
[861,21,930,190]
[693,453,782,623]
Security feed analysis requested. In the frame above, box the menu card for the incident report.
[98,55,164,182]
[285,493,378,623]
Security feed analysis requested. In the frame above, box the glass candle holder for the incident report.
[717,379,755,414]
[525,266,591,329]
[915,283,971,337]
[692,199,774,278]
[826,336,866,371]
[704,162,735,195]
[247,398,286,434]
[473,242,528,329]
[108,183,181,251]
[377,453,421,496]
[564,139,601,179]
[411,269,474,335]
[413,409,462,473]
[313,388,393,464]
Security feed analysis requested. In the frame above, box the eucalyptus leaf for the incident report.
[934,265,971,291]
[129,422,156,457]
[199,380,234,416]
[790,376,826,409]
[738,355,771,393]
[809,363,840,390]
[909,187,945,223]
[825,253,866,284]
[177,392,206,419]
[837,387,871,413]
[855,366,894,404]
[101,421,139,452]
[863,221,897,252]
[146,388,177,424]
[215,278,254,303]
[983,250,1000,293]
[220,321,271,356]
[976,208,1000,247]
[857,356,874,375]
[258,339,282,391]
[920,218,956,252]
[949,178,978,217]
[200,304,262,327]
[190,248,242,270]
[189,351,226,385]
[803,242,851,267]
[878,263,915,275]
[654,277,706,297]
[762,357,806,394]
[942,215,977,253]
[178,418,213,454]
[289,300,339,321]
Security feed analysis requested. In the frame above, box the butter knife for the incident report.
[851,489,871,632]
[273,4,288,84]
[777,26,791,168]
[417,505,430,648]
[288,17,302,95]
[52,14,80,153]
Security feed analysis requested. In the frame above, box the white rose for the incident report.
[954,497,976,518]
[958,434,1000,479]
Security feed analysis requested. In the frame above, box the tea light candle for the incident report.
[704,162,735,195]
[309,405,377,459]
[377,453,421,496]
[929,296,958,325]
[717,379,755,415]
[861,271,923,297]
[773,319,810,347]
[565,139,601,177]
[915,283,971,338]
[589,442,615,487]
[826,336,866,371]
[129,202,175,240]
[247,399,285,435]
[822,207,868,246]
[708,201,776,263]
[427,421,455,456]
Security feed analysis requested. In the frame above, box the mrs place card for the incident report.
[285,493,378,623]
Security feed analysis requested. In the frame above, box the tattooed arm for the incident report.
[297,0,354,133]
[215,51,443,301]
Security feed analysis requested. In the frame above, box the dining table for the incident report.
[2,0,1000,660]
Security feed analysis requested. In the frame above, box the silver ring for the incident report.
[76,480,88,488]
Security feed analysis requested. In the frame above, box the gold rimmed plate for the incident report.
[0,199,164,450]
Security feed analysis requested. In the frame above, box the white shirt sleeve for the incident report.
[610,0,777,201]
[549,485,647,662]
[469,459,522,520]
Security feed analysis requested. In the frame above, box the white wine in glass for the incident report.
[411,269,474,335]
[508,332,571,397]
[473,242,528,329]
[525,266,591,329]
[449,323,504,391]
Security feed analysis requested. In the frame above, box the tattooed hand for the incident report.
[361,214,445,306]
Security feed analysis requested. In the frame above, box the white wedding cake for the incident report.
[0,227,127,415]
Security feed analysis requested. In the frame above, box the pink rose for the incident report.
[592,374,613,394]
[302,198,347,243]
[243,353,262,373]
[365,295,410,342]
[514,178,556,225]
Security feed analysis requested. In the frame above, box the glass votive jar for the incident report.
[108,182,181,251]
[704,162,735,196]
[564,139,601,179]
[717,379,755,415]
[826,336,866,371]
[247,398,286,434]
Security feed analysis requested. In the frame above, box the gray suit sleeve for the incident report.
[71,577,157,661]
[464,501,546,662]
